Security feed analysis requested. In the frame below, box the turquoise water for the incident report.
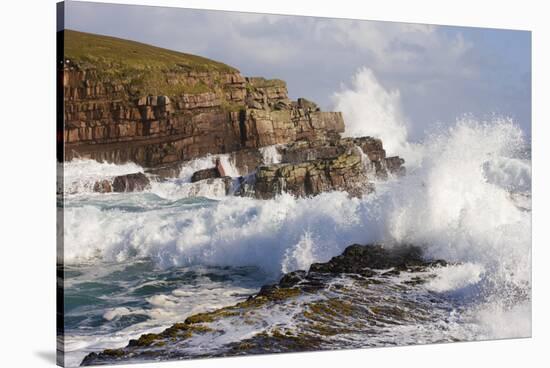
[62,258,268,366]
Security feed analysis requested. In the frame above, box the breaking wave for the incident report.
[63,118,531,295]
[61,68,531,352]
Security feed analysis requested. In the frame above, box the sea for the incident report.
[59,117,531,366]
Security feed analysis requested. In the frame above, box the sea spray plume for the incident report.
[384,117,530,285]
[333,67,409,155]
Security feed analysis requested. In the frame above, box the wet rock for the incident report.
[385,156,406,176]
[278,270,307,288]
[92,179,112,193]
[309,244,445,275]
[191,168,221,182]
[190,158,228,182]
[111,172,150,192]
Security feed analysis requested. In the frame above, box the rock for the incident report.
[385,156,406,176]
[252,152,371,199]
[190,158,228,182]
[191,167,220,182]
[278,270,307,288]
[246,99,265,110]
[273,99,292,110]
[309,244,446,275]
[111,172,150,192]
[92,179,112,193]
[296,97,320,111]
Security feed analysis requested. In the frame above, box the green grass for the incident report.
[246,77,286,89]
[63,30,238,97]
[64,30,236,73]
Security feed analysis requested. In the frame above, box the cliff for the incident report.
[61,30,404,198]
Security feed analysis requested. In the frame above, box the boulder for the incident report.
[190,158,227,182]
[111,172,150,192]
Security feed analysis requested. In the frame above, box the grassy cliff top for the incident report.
[64,30,237,73]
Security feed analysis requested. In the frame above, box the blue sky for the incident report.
[65,1,531,140]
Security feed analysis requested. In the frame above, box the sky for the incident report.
[64,1,531,141]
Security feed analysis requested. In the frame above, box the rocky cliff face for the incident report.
[62,30,404,199]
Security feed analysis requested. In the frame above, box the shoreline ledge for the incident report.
[81,244,447,366]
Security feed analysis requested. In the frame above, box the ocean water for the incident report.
[60,114,531,366]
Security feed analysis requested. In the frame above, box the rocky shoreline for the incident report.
[81,244,448,366]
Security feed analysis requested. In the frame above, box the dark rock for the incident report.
[308,244,428,275]
[191,167,220,182]
[111,172,150,192]
[190,158,229,182]
[279,270,307,288]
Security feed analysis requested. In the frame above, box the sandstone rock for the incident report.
[230,149,264,175]
[252,152,371,199]
[296,97,320,112]
[111,172,150,192]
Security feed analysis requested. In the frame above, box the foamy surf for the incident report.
[60,115,531,366]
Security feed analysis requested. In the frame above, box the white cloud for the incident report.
[66,2,531,137]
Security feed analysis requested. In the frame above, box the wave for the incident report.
[63,118,531,292]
